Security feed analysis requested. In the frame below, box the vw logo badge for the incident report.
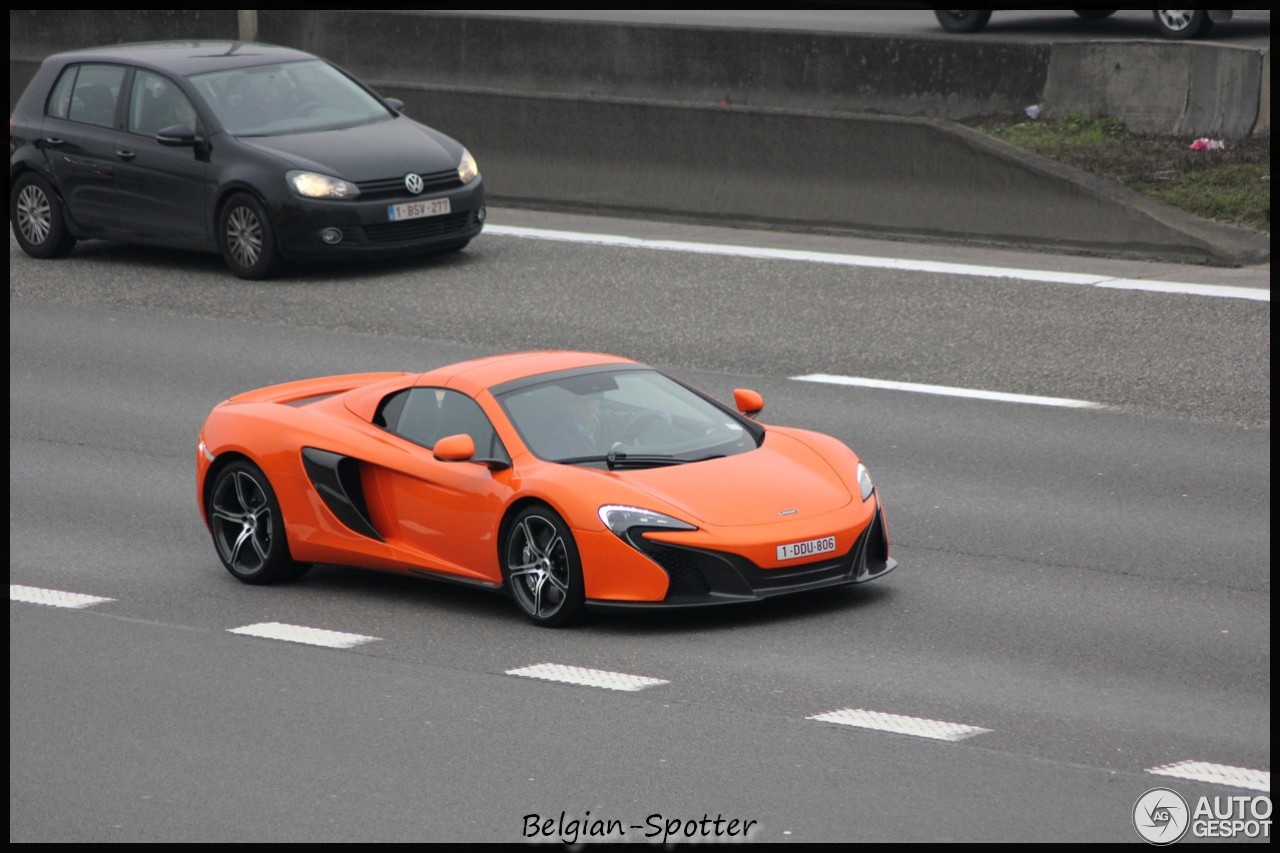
[404,172,424,194]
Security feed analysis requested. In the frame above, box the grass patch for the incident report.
[971,113,1270,234]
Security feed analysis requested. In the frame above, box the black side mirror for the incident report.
[156,124,198,147]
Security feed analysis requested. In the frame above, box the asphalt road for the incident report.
[8,213,1271,841]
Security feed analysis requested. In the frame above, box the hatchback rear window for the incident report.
[47,63,126,128]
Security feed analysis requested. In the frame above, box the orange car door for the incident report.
[365,388,514,584]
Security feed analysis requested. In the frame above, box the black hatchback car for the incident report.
[9,42,485,278]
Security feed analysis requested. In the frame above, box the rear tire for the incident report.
[10,172,77,259]
[208,459,310,584]
[933,10,992,33]
[1153,10,1213,39]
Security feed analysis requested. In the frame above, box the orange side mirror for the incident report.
[433,433,476,462]
[733,388,765,417]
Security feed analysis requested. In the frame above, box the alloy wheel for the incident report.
[225,205,264,268]
[210,469,275,574]
[506,514,572,620]
[16,184,52,245]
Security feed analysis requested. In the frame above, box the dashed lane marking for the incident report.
[227,622,379,649]
[10,584,114,609]
[1148,761,1270,793]
[807,708,992,742]
[506,663,670,692]
[791,373,1101,408]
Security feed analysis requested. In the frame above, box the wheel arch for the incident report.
[200,449,258,527]
[497,496,563,567]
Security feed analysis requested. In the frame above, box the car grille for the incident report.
[356,170,462,200]
[638,544,714,596]
[632,506,893,602]
[361,211,473,244]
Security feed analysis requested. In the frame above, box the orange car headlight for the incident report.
[598,505,696,539]
[857,463,875,502]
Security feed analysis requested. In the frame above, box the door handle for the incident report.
[43,137,65,146]
[115,149,136,161]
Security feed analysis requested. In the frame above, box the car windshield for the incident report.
[189,59,391,136]
[497,368,763,466]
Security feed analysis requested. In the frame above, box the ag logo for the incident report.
[404,172,424,194]
[1134,787,1190,845]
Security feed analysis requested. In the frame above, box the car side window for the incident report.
[128,70,198,136]
[54,64,126,128]
[47,66,78,119]
[378,387,508,463]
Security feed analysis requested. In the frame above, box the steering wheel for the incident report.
[618,410,668,444]
[293,100,323,117]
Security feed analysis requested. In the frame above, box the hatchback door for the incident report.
[39,62,127,230]
[113,69,212,245]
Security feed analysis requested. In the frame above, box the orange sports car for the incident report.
[196,351,895,626]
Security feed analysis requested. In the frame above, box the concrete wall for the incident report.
[9,9,237,108]
[256,10,1051,121]
[1043,42,1267,138]
[385,84,1265,264]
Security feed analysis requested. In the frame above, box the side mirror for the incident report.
[384,97,405,113]
[156,124,198,147]
[433,433,475,462]
[733,388,765,417]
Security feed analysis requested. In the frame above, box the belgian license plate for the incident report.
[387,197,451,222]
[776,535,836,561]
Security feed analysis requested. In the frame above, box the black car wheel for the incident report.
[502,506,585,627]
[208,459,309,584]
[10,172,77,259]
[218,192,284,280]
[1153,10,1213,39]
[933,10,992,33]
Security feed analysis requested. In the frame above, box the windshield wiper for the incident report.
[555,451,686,470]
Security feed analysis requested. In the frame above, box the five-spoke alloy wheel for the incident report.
[208,459,308,584]
[503,507,585,627]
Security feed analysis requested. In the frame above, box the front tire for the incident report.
[218,192,284,280]
[208,459,309,584]
[1153,10,1213,39]
[502,506,585,627]
[933,10,992,33]
[10,172,77,259]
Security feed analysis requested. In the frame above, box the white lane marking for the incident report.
[792,373,1100,409]
[1148,761,1271,793]
[807,708,992,742]
[228,622,379,649]
[10,584,114,609]
[506,663,669,692]
[486,225,1270,303]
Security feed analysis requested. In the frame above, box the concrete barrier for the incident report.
[383,84,1267,265]
[257,10,1051,121]
[1043,42,1266,137]
[8,9,236,108]
[8,9,1269,264]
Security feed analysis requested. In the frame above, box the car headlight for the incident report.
[856,462,875,502]
[287,170,360,199]
[598,505,696,538]
[457,148,479,184]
